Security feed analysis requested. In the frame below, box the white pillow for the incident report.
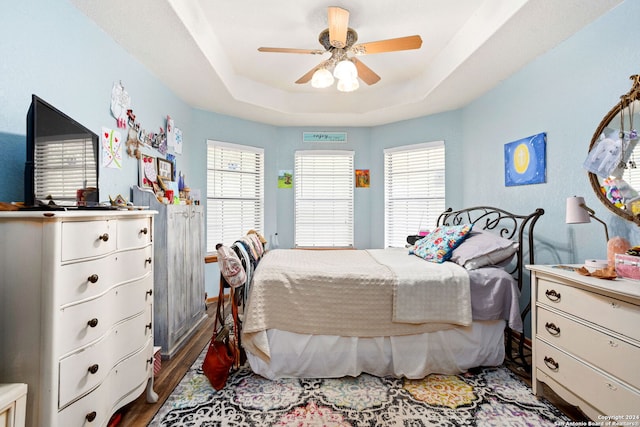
[450,230,518,270]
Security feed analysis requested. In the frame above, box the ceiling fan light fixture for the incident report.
[311,68,334,88]
[337,77,359,92]
[333,59,357,80]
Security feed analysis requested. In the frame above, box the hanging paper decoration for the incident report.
[174,127,183,154]
[167,115,176,147]
[101,127,123,169]
[110,81,130,129]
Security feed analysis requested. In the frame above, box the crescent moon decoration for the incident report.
[504,132,547,186]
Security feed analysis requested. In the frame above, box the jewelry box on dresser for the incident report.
[527,265,640,421]
[0,210,158,427]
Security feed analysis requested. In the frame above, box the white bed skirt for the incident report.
[245,320,506,380]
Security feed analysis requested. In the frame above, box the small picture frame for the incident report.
[157,157,174,181]
[139,154,157,189]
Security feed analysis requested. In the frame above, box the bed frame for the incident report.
[436,206,545,372]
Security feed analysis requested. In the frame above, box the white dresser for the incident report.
[0,210,158,427]
[528,265,640,420]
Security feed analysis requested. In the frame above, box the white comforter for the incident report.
[242,248,472,362]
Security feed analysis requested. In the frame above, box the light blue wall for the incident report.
[460,0,640,267]
[2,0,639,306]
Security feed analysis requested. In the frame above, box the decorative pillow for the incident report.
[450,230,519,270]
[412,224,474,263]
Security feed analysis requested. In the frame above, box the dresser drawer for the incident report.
[58,246,152,306]
[61,220,116,261]
[537,307,640,390]
[58,275,153,355]
[117,217,152,249]
[58,339,154,427]
[536,340,640,416]
[537,278,640,342]
[58,307,152,408]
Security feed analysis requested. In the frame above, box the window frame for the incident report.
[206,140,264,253]
[384,141,445,248]
[294,149,355,248]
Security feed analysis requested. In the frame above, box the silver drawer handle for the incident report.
[545,289,561,302]
[544,322,561,336]
[543,356,559,371]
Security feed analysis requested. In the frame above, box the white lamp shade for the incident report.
[337,77,359,92]
[566,196,591,224]
[333,60,357,80]
[311,68,334,88]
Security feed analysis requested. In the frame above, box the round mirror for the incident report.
[587,74,640,226]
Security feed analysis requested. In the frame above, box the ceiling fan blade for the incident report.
[352,58,381,85]
[258,47,325,55]
[295,64,323,84]
[352,35,422,55]
[328,6,349,48]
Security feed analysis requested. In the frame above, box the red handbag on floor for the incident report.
[202,280,237,390]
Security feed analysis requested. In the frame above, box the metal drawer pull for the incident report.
[543,356,559,370]
[88,364,99,374]
[606,383,618,391]
[146,322,152,331]
[544,322,561,336]
[86,411,97,422]
[147,357,154,365]
[609,340,619,348]
[87,318,99,328]
[145,257,152,265]
[88,274,99,284]
[545,289,561,302]
[146,289,153,297]
[140,227,148,235]
[98,233,109,242]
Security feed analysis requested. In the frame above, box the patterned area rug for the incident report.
[150,346,572,426]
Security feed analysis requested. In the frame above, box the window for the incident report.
[295,150,354,248]
[206,140,264,252]
[35,137,97,201]
[384,141,445,248]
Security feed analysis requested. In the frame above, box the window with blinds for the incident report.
[295,150,354,248]
[34,138,97,201]
[206,140,264,252]
[384,141,445,248]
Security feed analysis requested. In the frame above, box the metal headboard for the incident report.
[436,205,545,373]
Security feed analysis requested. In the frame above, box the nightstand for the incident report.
[527,265,640,420]
[0,384,27,427]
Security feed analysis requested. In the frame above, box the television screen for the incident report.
[25,95,99,207]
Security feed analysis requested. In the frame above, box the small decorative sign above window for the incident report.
[302,131,347,143]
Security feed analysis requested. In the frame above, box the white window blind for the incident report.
[206,140,264,252]
[384,141,445,248]
[34,138,97,201]
[295,150,354,248]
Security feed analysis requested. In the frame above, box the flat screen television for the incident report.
[24,95,99,207]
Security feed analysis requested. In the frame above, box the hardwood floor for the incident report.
[115,303,217,426]
[116,304,588,426]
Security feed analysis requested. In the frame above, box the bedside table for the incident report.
[0,384,27,427]
[527,265,640,420]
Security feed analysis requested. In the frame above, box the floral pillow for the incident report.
[412,224,474,263]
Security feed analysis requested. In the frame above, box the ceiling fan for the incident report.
[257,6,422,91]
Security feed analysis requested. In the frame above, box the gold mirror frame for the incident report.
[587,74,640,226]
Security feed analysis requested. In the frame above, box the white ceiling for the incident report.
[71,0,621,127]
